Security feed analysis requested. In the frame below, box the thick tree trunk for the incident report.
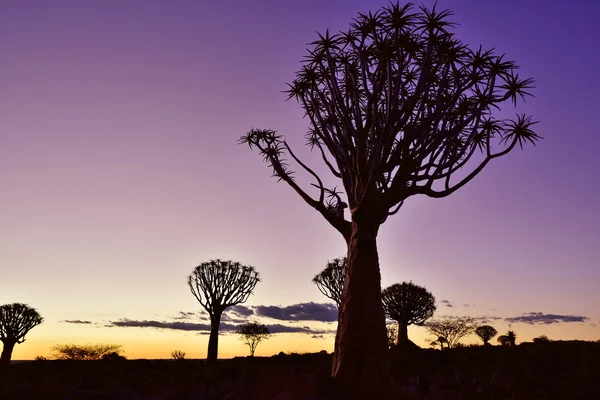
[0,340,16,368]
[397,321,409,345]
[332,218,394,398]
[207,311,222,364]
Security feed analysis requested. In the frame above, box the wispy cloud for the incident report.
[471,316,502,324]
[63,320,92,324]
[505,312,589,325]
[440,300,453,308]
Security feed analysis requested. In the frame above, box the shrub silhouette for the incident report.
[475,325,498,345]
[240,1,540,394]
[102,351,127,361]
[382,281,436,346]
[312,257,346,309]
[0,303,43,367]
[425,317,476,349]
[51,344,123,360]
[533,335,551,344]
[187,259,260,364]
[171,350,186,360]
[237,322,271,356]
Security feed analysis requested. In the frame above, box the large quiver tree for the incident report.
[241,2,539,396]
[312,257,346,309]
[0,303,43,367]
[187,259,260,363]
[382,282,436,346]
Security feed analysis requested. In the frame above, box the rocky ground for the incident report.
[0,340,598,399]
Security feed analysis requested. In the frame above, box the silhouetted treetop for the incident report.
[425,316,476,349]
[382,282,436,325]
[475,325,498,345]
[0,303,43,344]
[237,321,271,357]
[188,259,260,312]
[240,2,540,237]
[312,257,346,308]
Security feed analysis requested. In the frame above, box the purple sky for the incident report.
[1,0,599,359]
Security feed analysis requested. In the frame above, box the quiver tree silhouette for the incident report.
[475,325,498,345]
[237,322,271,356]
[0,303,43,367]
[187,259,260,363]
[240,2,540,395]
[425,317,476,349]
[312,257,346,309]
[382,281,436,346]
[498,330,517,346]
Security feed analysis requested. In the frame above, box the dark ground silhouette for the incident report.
[1,340,598,399]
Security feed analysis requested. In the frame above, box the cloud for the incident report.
[440,300,453,308]
[105,319,333,336]
[255,302,337,322]
[471,316,502,324]
[229,305,254,317]
[107,319,217,331]
[170,311,207,321]
[505,312,589,325]
[63,320,92,324]
[311,334,326,339]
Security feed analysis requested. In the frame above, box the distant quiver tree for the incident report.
[0,303,43,367]
[475,325,498,345]
[240,2,540,395]
[187,259,260,363]
[382,282,436,345]
[312,257,346,309]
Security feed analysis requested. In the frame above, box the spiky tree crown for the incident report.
[241,2,540,237]
[0,303,43,344]
[312,257,346,308]
[382,281,436,325]
[187,259,260,315]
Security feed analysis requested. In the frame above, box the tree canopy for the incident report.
[240,2,540,240]
[0,303,43,344]
[425,316,476,349]
[475,325,498,345]
[382,282,436,326]
[237,322,271,357]
[312,257,346,308]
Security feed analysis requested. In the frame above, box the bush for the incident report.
[171,350,186,360]
[51,344,124,360]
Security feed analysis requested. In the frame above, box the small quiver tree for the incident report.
[475,325,498,345]
[240,2,540,395]
[0,303,43,367]
[237,322,271,356]
[382,281,436,346]
[187,259,260,363]
[312,257,346,309]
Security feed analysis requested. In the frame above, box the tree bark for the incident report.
[0,340,16,368]
[207,310,222,364]
[332,216,394,398]
[397,321,409,346]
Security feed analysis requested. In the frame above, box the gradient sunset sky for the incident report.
[1,0,598,360]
